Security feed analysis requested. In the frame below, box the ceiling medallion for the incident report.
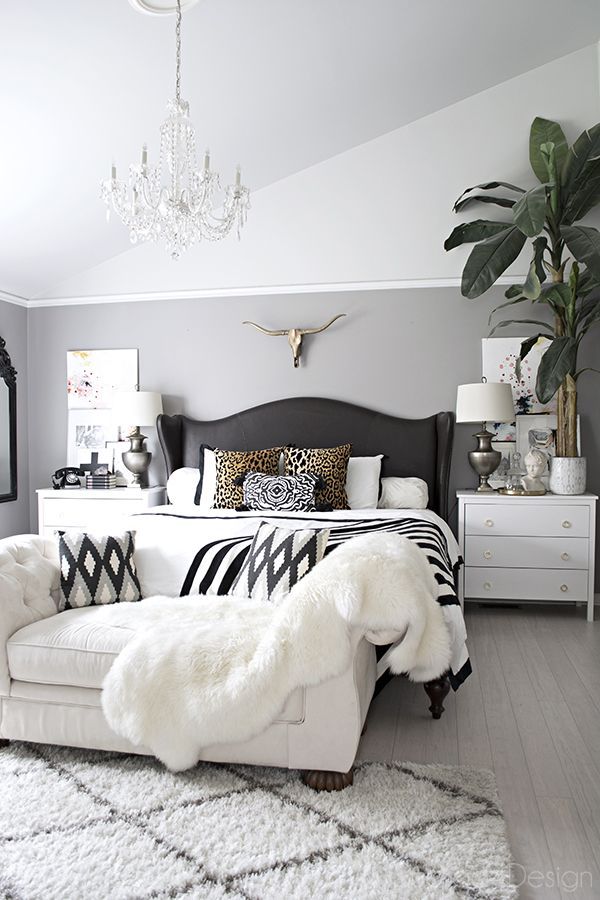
[127,0,200,16]
[101,0,249,260]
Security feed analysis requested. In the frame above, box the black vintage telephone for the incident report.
[52,467,83,490]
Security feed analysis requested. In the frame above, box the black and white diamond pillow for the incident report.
[240,471,322,512]
[58,531,142,610]
[229,521,329,603]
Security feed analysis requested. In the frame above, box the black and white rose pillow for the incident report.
[237,471,323,512]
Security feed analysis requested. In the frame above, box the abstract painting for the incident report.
[482,337,557,416]
[67,349,138,409]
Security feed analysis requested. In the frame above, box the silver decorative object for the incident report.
[112,392,163,488]
[456,380,515,493]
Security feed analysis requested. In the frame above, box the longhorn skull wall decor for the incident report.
[242,314,346,368]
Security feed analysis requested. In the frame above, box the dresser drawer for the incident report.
[42,498,143,527]
[464,503,589,538]
[465,566,589,601]
[465,536,589,570]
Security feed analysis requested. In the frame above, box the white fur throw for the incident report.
[102,533,451,771]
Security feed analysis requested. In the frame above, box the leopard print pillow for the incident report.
[212,447,282,509]
[284,443,352,510]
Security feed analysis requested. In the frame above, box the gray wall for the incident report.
[26,286,600,583]
[0,300,29,537]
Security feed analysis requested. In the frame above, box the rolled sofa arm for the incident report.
[0,535,60,696]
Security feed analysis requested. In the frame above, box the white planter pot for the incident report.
[549,456,587,495]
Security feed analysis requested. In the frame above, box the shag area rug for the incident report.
[0,743,516,900]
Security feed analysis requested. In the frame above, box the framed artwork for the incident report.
[489,440,513,490]
[515,414,581,487]
[67,349,138,409]
[482,337,557,415]
[67,410,118,473]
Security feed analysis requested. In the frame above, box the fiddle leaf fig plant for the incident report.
[445,116,600,458]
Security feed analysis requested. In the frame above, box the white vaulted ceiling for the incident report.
[1,0,600,299]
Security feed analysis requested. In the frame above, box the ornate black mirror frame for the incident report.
[0,336,17,503]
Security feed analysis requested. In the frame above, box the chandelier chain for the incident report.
[175,0,181,105]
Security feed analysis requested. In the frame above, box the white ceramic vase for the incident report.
[549,456,587,495]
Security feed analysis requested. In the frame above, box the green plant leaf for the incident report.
[444,220,509,251]
[453,182,525,209]
[520,335,545,362]
[541,283,571,309]
[561,225,600,278]
[561,123,600,194]
[578,305,600,335]
[522,260,542,299]
[530,117,568,182]
[488,318,554,337]
[488,294,529,326]
[536,336,578,404]
[578,267,600,295]
[504,284,523,298]
[461,227,527,299]
[532,236,548,283]
[512,185,549,237]
[561,157,600,224]
[454,195,517,213]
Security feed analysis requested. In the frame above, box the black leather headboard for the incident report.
[157,397,454,520]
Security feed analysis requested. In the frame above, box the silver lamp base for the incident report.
[121,429,151,487]
[468,427,501,492]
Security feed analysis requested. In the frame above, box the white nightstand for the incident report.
[457,490,598,622]
[37,486,166,538]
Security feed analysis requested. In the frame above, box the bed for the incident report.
[148,397,470,715]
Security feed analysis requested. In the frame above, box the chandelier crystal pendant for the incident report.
[100,0,250,260]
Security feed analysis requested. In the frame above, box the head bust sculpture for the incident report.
[525,447,547,478]
[522,447,547,492]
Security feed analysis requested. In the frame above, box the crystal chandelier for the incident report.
[100,0,250,260]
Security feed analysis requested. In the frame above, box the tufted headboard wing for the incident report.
[157,397,454,520]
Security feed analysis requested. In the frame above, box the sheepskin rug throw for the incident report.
[102,534,452,770]
[0,743,516,900]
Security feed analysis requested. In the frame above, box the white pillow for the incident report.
[378,476,428,510]
[346,455,383,509]
[196,447,217,507]
[166,468,200,507]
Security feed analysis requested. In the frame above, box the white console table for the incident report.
[457,490,597,622]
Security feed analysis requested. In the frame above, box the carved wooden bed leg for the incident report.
[302,769,354,791]
[424,674,451,719]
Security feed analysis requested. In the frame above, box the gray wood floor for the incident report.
[358,603,600,900]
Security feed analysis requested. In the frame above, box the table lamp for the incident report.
[456,380,514,492]
[112,391,163,487]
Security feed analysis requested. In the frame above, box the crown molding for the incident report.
[25,275,526,309]
[0,290,29,308]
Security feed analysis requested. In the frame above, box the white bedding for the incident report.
[126,505,470,687]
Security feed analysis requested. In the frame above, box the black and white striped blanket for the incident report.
[128,507,471,688]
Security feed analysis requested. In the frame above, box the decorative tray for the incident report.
[497,487,547,496]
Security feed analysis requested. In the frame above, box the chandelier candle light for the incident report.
[101,0,250,259]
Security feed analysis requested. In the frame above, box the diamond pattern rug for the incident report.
[0,743,516,899]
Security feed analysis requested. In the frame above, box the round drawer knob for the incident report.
[562,520,572,529]
[561,552,570,561]
[483,550,492,559]
[560,584,569,593]
[483,582,492,591]
[484,519,494,528]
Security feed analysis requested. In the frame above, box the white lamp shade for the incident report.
[456,382,514,424]
[112,391,163,426]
